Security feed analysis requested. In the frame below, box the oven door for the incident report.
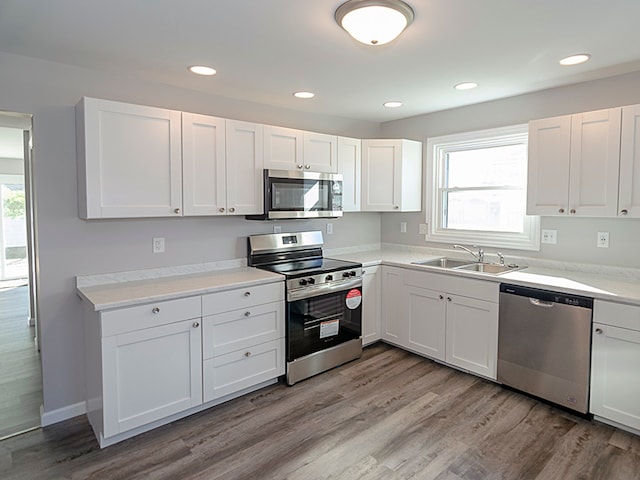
[287,280,362,362]
[267,169,343,219]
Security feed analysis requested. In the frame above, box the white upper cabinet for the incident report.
[527,108,622,216]
[264,125,338,173]
[182,113,226,216]
[76,97,183,218]
[224,119,264,215]
[619,105,640,217]
[361,139,422,212]
[337,136,361,212]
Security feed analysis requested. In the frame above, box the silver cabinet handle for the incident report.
[219,207,225,213]
[192,321,200,328]
[152,307,160,314]
[229,207,235,213]
[558,208,565,213]
[621,209,629,215]
[570,208,576,214]
[244,291,251,297]
[297,164,304,169]
[447,297,452,302]
[305,164,311,169]
[244,311,251,317]
[174,208,181,214]
[244,351,252,357]
[595,328,603,334]
[439,294,444,300]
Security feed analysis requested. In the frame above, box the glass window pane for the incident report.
[444,189,526,232]
[446,144,527,188]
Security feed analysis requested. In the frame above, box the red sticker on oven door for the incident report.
[346,288,362,309]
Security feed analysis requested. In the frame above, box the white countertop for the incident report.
[327,246,640,307]
[77,267,283,311]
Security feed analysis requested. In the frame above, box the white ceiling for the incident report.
[1,0,640,122]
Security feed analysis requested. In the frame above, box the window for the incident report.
[426,125,540,251]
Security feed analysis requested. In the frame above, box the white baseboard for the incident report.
[40,401,87,427]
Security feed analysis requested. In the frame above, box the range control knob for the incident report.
[342,271,350,278]
[349,271,356,277]
[325,274,333,281]
[299,278,308,286]
[307,277,316,285]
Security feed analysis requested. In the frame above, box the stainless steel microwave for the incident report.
[246,169,343,220]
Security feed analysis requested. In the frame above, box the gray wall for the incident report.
[0,52,381,415]
[380,71,640,268]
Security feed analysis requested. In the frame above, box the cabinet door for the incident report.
[77,97,183,218]
[102,318,202,437]
[380,266,405,345]
[264,125,304,170]
[361,140,402,211]
[338,136,362,212]
[406,285,446,360]
[619,105,640,217]
[445,295,498,379]
[226,120,264,215]
[526,115,572,215]
[361,266,380,346]
[182,113,226,216]
[591,323,640,430]
[303,132,338,173]
[568,108,621,216]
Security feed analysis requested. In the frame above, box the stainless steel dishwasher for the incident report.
[498,284,593,413]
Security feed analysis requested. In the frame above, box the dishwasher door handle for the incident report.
[529,298,555,307]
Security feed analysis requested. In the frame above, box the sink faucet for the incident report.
[496,252,505,265]
[453,244,484,263]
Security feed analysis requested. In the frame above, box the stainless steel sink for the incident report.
[454,263,523,274]
[411,258,472,269]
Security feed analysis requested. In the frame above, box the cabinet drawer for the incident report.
[404,269,499,303]
[203,338,285,402]
[101,296,201,336]
[594,300,640,330]
[202,301,284,359]
[202,281,284,315]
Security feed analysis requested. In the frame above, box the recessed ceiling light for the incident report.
[454,82,478,91]
[559,54,591,66]
[293,91,315,99]
[188,65,217,76]
[383,101,403,108]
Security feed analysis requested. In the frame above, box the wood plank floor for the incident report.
[0,285,41,439]
[1,343,639,480]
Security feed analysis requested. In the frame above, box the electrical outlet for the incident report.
[597,231,609,248]
[326,223,333,235]
[152,237,165,253]
[541,229,557,244]
[418,223,428,234]
[400,221,407,233]
[273,225,282,234]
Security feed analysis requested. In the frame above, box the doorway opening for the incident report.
[0,111,40,440]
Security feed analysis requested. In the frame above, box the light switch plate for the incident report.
[541,229,557,244]
[400,221,407,233]
[326,223,333,235]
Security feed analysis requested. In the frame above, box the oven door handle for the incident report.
[287,278,362,302]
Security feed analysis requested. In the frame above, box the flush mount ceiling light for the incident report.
[293,91,316,99]
[454,82,478,90]
[188,65,217,76]
[559,54,591,66]
[383,101,403,108]
[335,0,415,46]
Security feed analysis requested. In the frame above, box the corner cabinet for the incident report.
[76,97,264,219]
[527,108,622,216]
[337,136,362,212]
[619,105,640,217]
[264,125,338,173]
[76,97,184,218]
[361,139,422,212]
[591,300,640,433]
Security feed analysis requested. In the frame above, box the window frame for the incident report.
[425,124,540,251]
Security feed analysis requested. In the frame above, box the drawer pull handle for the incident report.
[245,311,251,317]
[621,209,629,215]
[193,322,200,328]
[174,208,181,214]
[447,297,452,302]
[558,208,565,213]
[570,208,576,214]
[595,328,603,334]
[244,351,252,357]
[152,307,160,314]
[229,207,235,213]
[439,294,444,300]
[244,291,251,297]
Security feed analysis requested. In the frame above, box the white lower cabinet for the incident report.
[361,265,381,346]
[591,301,640,432]
[381,267,499,380]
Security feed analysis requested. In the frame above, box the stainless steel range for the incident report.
[248,231,362,385]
